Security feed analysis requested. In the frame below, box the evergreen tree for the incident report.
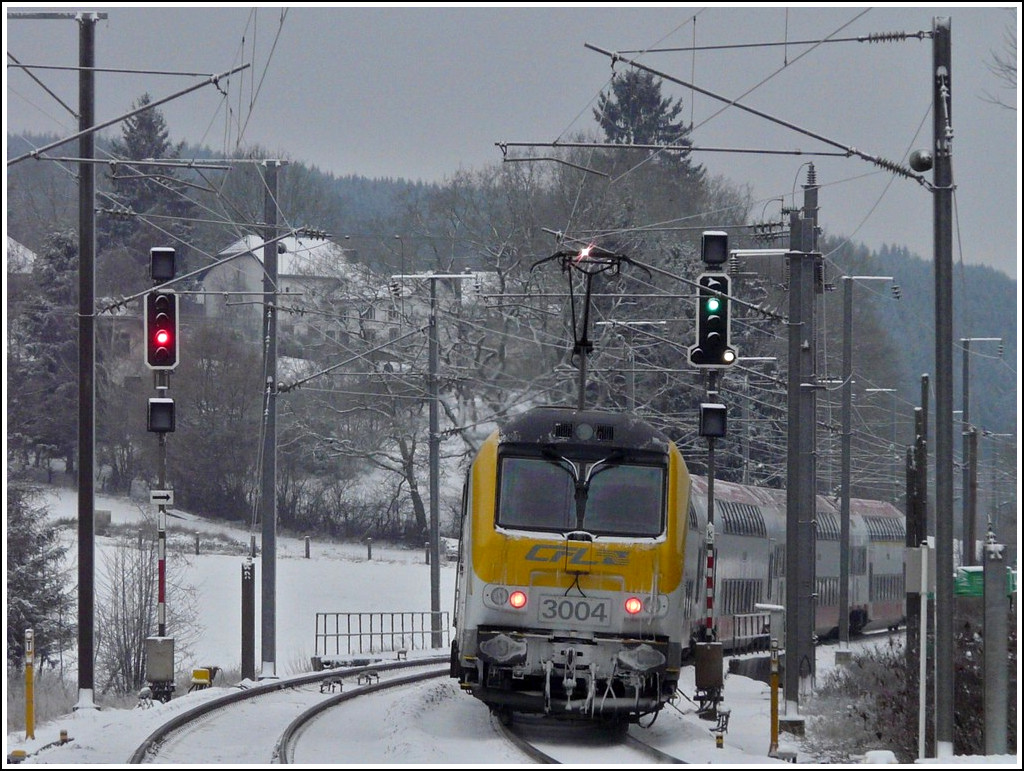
[97,93,197,295]
[593,69,704,182]
[10,230,80,473]
[6,485,75,668]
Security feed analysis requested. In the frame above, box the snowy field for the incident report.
[4,485,1017,766]
[30,485,457,674]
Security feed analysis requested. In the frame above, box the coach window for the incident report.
[496,457,573,531]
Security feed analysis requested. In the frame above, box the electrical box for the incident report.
[694,641,724,690]
[145,636,175,682]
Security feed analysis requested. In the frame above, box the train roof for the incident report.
[496,405,673,453]
[689,474,904,518]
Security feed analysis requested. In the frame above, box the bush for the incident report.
[5,666,76,733]
[803,604,1017,762]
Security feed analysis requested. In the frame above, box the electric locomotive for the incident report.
[450,406,691,724]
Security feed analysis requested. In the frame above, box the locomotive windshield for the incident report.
[496,456,665,537]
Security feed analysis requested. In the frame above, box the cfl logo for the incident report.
[524,544,629,566]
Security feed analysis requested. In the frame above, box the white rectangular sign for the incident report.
[150,489,174,506]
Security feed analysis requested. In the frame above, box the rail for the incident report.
[314,611,450,659]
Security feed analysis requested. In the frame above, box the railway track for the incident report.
[128,656,447,764]
[128,654,690,764]
[502,714,687,764]
[276,665,451,763]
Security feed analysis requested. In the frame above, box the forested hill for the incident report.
[872,244,1017,436]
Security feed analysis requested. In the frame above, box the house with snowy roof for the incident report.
[200,234,407,356]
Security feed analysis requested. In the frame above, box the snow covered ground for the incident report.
[4,485,1018,766]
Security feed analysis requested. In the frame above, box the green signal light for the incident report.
[706,297,721,312]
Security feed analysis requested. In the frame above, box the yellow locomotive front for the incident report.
[451,407,691,724]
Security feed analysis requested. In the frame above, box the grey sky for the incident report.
[4,4,1020,278]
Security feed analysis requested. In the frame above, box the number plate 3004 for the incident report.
[537,595,611,626]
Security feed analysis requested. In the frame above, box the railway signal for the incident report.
[144,290,179,370]
[689,273,737,368]
[150,247,176,282]
[147,397,176,433]
[700,230,729,267]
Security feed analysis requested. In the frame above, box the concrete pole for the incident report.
[960,337,1001,564]
[428,277,442,647]
[784,166,819,714]
[260,160,281,679]
[962,338,971,561]
[917,374,932,756]
[76,12,98,710]
[983,530,1008,755]
[839,277,852,651]
[966,427,979,565]
[930,18,955,758]
[241,559,255,681]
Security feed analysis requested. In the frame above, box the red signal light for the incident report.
[509,590,527,609]
[144,290,179,370]
[624,597,643,615]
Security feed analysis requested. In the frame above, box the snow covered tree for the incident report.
[7,230,79,474]
[5,485,75,669]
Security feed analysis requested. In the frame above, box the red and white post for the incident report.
[705,523,716,636]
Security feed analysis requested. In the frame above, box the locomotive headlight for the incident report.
[623,594,670,618]
[483,584,529,612]
[489,586,510,606]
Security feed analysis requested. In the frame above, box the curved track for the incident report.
[130,657,693,764]
[128,657,446,764]
[276,666,449,763]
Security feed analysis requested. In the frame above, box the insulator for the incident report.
[872,155,917,180]
[866,31,911,44]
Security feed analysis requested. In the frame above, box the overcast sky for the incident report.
[4,4,1020,278]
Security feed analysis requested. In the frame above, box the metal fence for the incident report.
[314,611,450,657]
[730,611,771,653]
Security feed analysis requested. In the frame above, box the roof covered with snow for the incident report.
[219,234,357,278]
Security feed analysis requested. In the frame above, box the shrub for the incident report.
[5,666,76,733]
[803,603,1017,762]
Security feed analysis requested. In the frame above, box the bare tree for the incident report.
[95,517,199,696]
[982,17,1017,111]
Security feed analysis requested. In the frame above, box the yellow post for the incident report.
[25,629,35,740]
[768,638,779,757]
